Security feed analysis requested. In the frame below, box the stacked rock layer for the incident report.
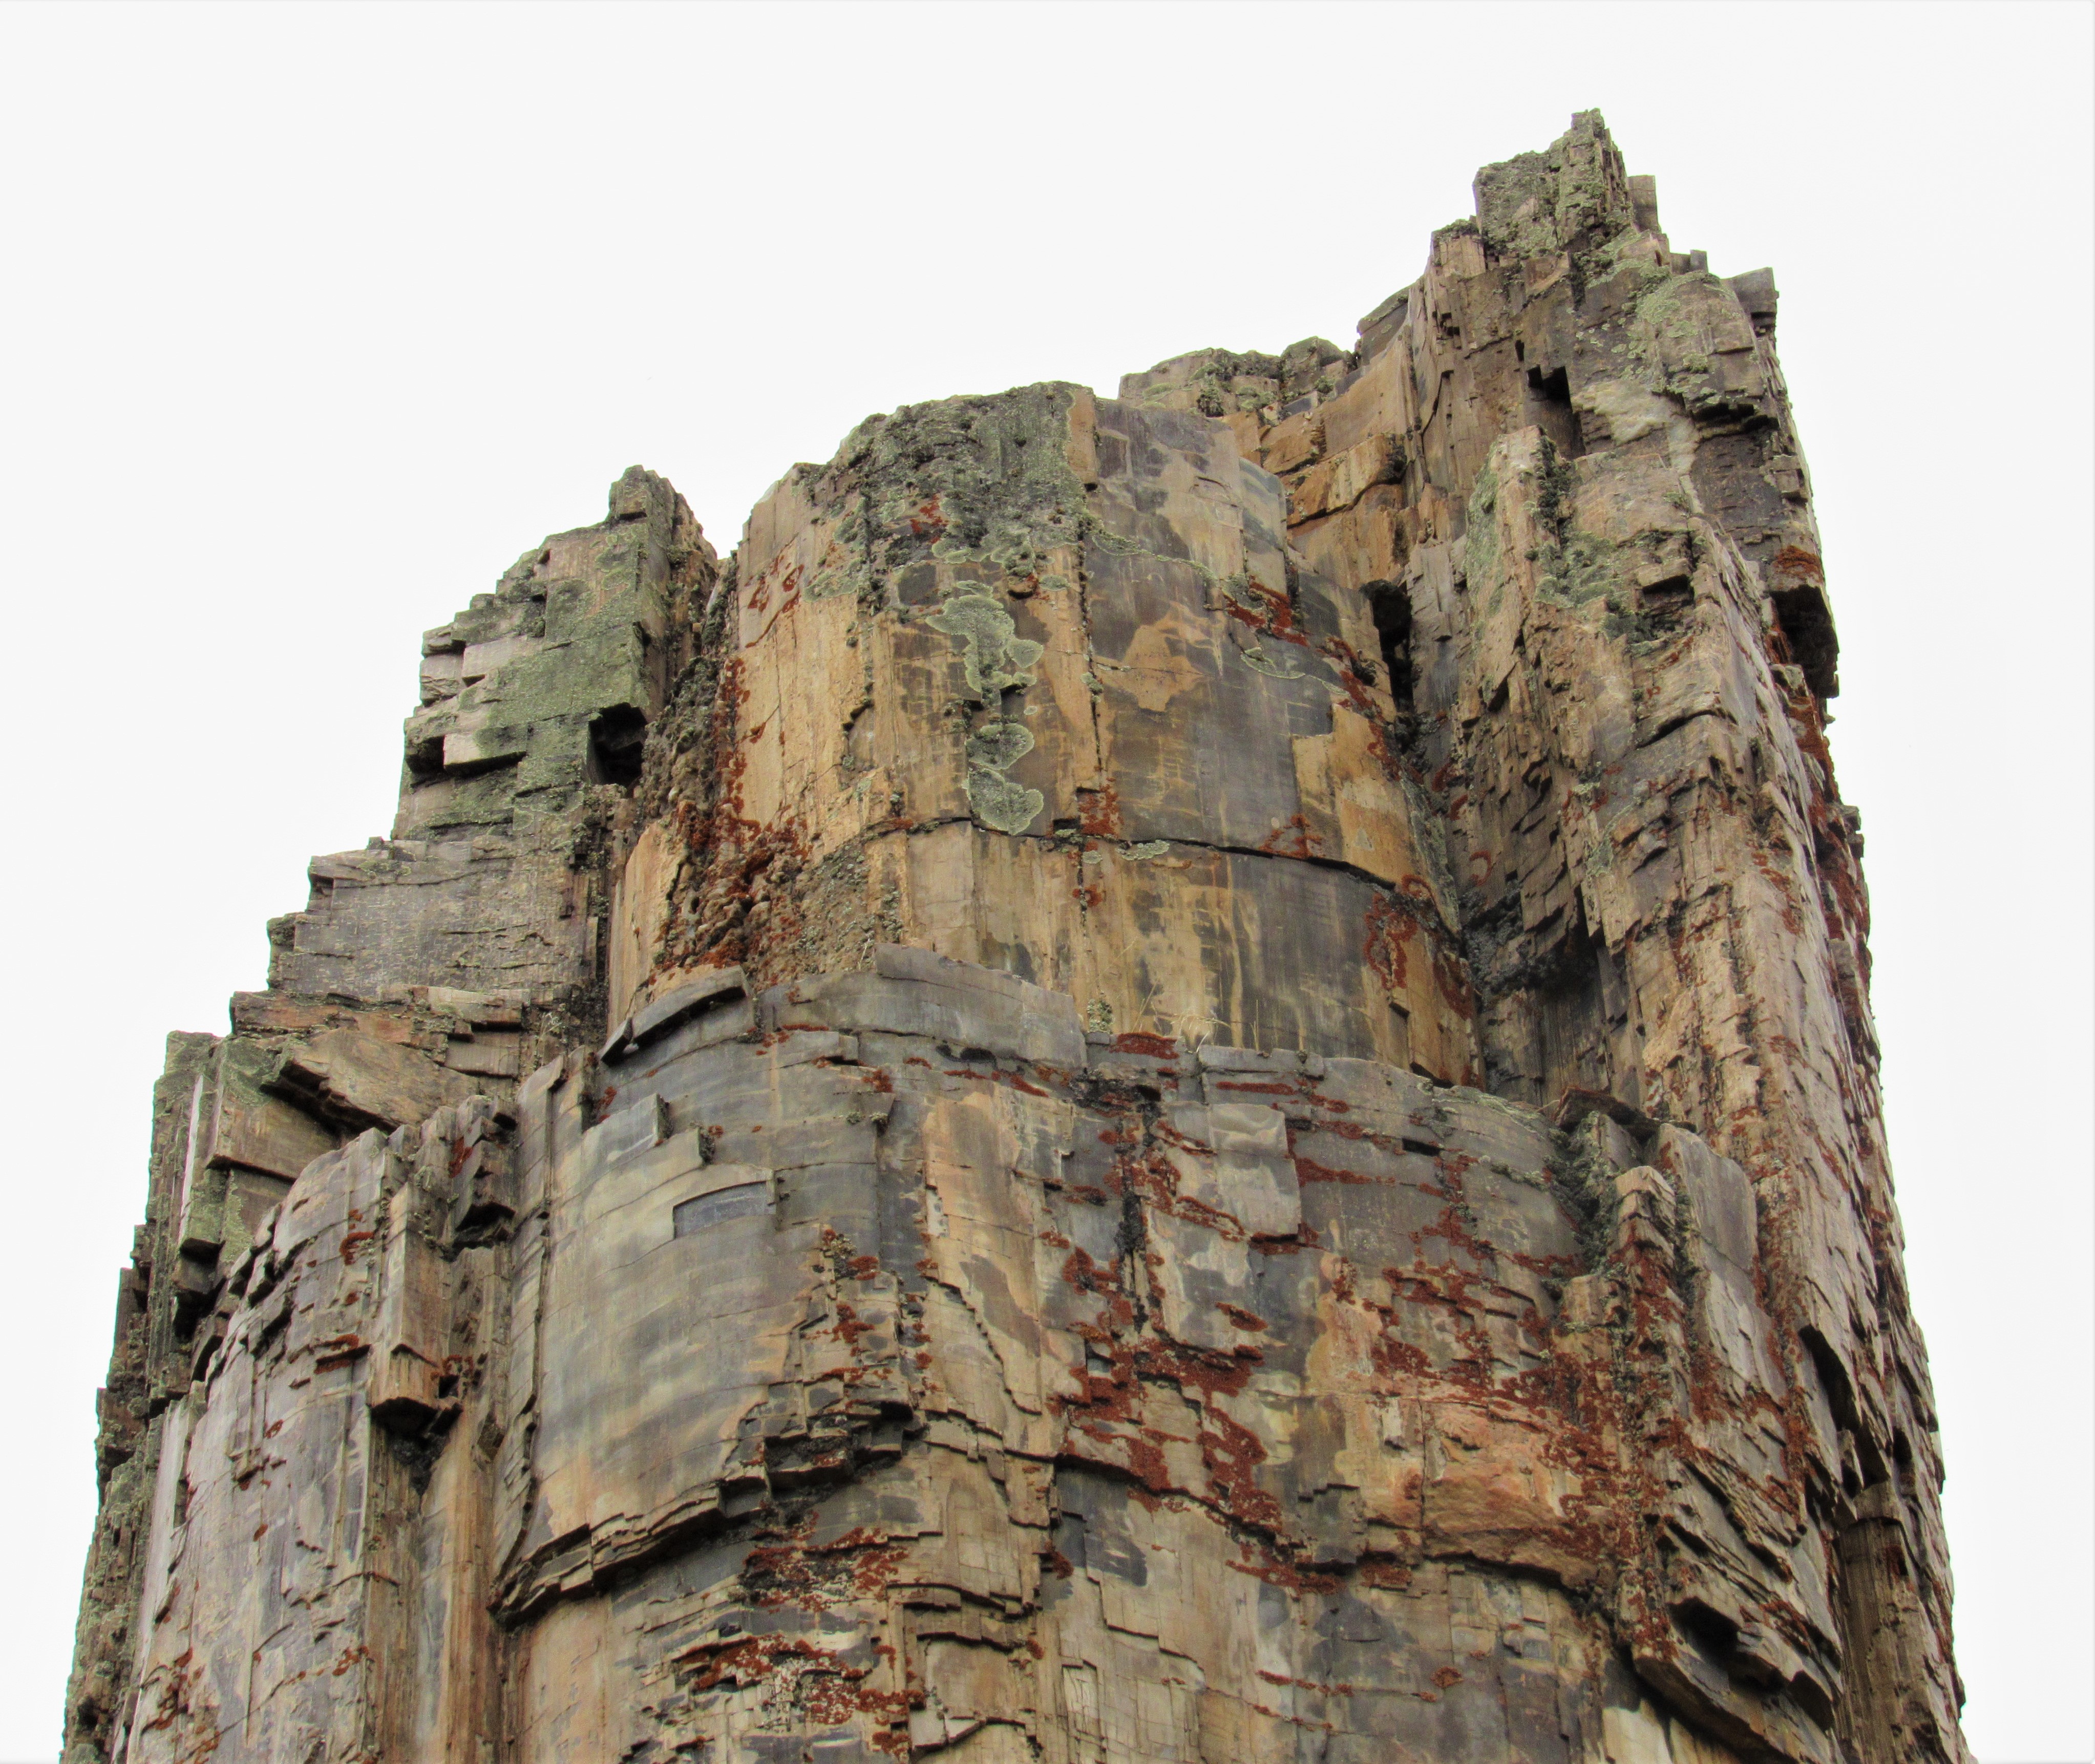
[65,114,1966,1764]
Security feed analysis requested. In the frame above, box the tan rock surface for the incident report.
[65,114,1964,1764]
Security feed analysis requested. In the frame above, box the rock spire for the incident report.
[65,113,1966,1764]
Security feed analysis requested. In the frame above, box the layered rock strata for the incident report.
[65,113,1966,1764]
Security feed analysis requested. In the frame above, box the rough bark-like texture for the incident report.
[66,114,1964,1764]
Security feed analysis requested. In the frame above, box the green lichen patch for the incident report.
[925,592,1045,702]
[965,718,1035,772]
[1464,463,1501,586]
[851,383,1090,585]
[1626,271,1763,420]
[1472,110,1634,264]
[1240,642,1306,680]
[964,768,1045,835]
[1123,348,1285,418]
[1536,530,1622,612]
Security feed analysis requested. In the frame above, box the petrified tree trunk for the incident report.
[66,113,1966,1764]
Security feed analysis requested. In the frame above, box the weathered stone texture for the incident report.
[66,114,1964,1764]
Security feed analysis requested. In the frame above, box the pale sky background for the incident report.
[1,3,2087,1759]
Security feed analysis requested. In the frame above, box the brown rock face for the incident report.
[65,114,1965,1764]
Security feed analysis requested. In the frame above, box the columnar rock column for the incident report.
[66,114,1966,1764]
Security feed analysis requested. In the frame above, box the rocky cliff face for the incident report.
[65,114,1965,1764]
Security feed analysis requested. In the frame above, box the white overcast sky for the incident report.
[1,4,2087,1759]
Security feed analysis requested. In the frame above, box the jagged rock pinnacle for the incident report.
[64,115,1965,1764]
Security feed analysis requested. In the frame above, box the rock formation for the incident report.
[64,113,1966,1763]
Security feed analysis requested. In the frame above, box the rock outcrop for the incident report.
[64,114,1966,1764]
